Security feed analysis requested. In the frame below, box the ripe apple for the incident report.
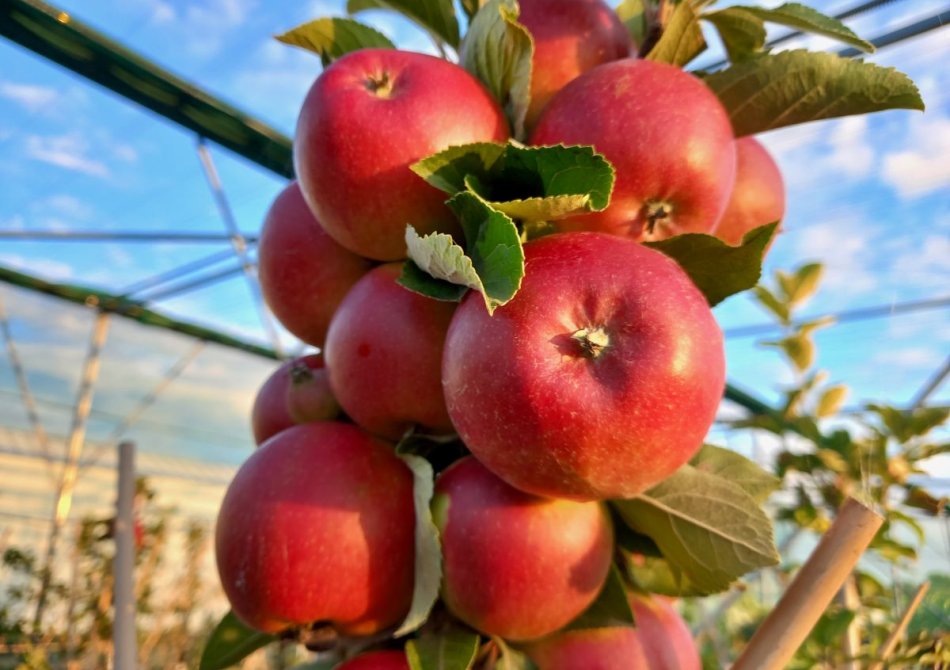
[525,626,648,669]
[325,263,457,440]
[524,594,699,669]
[257,181,373,347]
[215,422,415,635]
[518,0,632,130]
[529,59,736,242]
[629,593,701,670]
[336,650,409,670]
[442,232,725,500]
[714,136,786,246]
[294,49,509,261]
[250,354,339,445]
[433,457,614,641]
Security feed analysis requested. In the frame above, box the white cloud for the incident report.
[145,0,176,23]
[0,82,58,112]
[181,0,256,58]
[0,254,74,282]
[871,346,942,370]
[825,116,874,179]
[25,133,110,178]
[881,115,950,198]
[46,194,94,219]
[112,143,139,163]
[792,215,879,299]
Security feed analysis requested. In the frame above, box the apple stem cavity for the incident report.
[289,360,314,385]
[571,326,610,359]
[299,621,339,652]
[643,200,673,238]
[364,71,395,98]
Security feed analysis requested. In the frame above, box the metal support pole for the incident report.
[0,290,54,480]
[113,440,137,670]
[33,310,111,631]
[910,354,950,409]
[195,138,285,358]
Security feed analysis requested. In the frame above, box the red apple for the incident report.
[525,627,649,669]
[257,181,373,346]
[529,59,736,242]
[434,457,614,641]
[714,136,786,246]
[336,650,409,670]
[294,49,509,261]
[324,263,456,441]
[442,232,725,501]
[629,594,700,670]
[250,354,339,445]
[519,0,632,130]
[215,422,415,635]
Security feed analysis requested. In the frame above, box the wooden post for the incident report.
[113,441,137,669]
[869,581,931,670]
[732,497,884,670]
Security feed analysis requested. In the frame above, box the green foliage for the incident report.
[703,7,766,63]
[645,0,706,67]
[645,222,778,307]
[199,611,276,670]
[275,18,395,65]
[704,50,924,138]
[406,624,480,670]
[460,0,533,139]
[347,0,460,50]
[563,564,635,631]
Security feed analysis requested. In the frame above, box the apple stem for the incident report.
[572,326,610,358]
[643,200,672,238]
[364,72,394,98]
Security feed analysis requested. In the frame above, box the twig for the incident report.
[732,497,884,670]
[868,581,931,670]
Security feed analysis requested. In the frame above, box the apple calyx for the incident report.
[571,326,610,358]
[298,621,339,652]
[643,199,674,239]
[364,72,395,98]
[289,360,315,385]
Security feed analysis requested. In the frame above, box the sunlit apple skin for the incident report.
[215,422,414,635]
[530,59,736,242]
[295,49,509,261]
[434,457,614,641]
[518,0,632,130]
[714,136,786,246]
[525,626,649,669]
[442,233,725,501]
[257,181,373,346]
[325,264,456,440]
[629,594,701,670]
[250,354,339,445]
[336,650,409,670]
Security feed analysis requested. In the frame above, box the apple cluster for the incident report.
[214,1,787,668]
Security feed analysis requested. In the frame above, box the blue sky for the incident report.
[0,0,947,469]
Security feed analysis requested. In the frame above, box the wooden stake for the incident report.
[869,581,931,670]
[732,497,884,670]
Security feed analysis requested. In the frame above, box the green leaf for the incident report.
[493,638,537,670]
[776,262,824,306]
[645,0,706,67]
[616,0,648,47]
[624,553,706,597]
[564,564,635,631]
[347,0,460,49]
[645,222,778,307]
[612,464,779,595]
[690,444,780,503]
[816,384,848,418]
[753,285,791,325]
[396,454,443,636]
[448,192,525,311]
[406,625,480,670]
[275,17,395,66]
[704,50,924,137]
[460,0,482,21]
[867,404,950,442]
[762,331,816,372]
[411,142,507,195]
[413,142,615,222]
[403,192,525,315]
[399,259,470,302]
[199,611,275,670]
[889,509,926,546]
[738,3,874,53]
[702,8,766,63]
[461,0,533,140]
